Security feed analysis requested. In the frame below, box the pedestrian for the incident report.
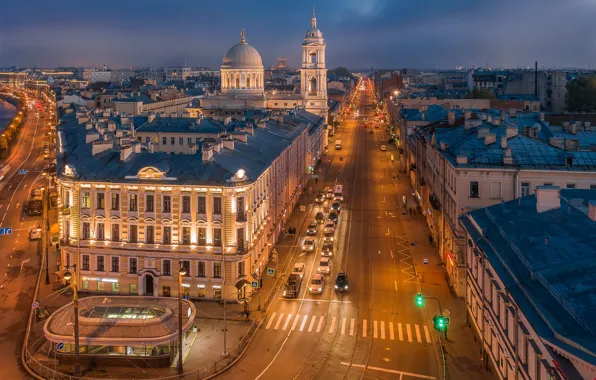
[315,177,319,185]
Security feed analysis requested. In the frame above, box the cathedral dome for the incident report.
[222,30,263,70]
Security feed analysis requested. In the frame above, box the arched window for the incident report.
[235,75,240,89]
[309,77,317,95]
[246,75,251,88]
[225,76,230,88]
[310,52,317,64]
[240,73,245,88]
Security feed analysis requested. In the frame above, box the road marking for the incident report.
[316,316,324,333]
[424,325,432,343]
[394,281,397,291]
[282,314,292,331]
[308,316,316,332]
[329,317,337,334]
[390,250,394,259]
[299,315,308,332]
[373,320,378,339]
[406,324,412,342]
[291,314,300,331]
[362,319,367,338]
[380,321,386,339]
[378,250,380,255]
[339,362,435,379]
[389,322,395,340]
[274,313,284,330]
[415,324,422,343]
[341,318,347,335]
[266,313,276,329]
[350,318,355,336]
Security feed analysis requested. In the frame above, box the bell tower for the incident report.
[300,8,327,117]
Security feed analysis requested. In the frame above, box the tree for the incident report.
[465,87,495,99]
[565,75,596,112]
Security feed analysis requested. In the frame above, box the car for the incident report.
[315,212,326,224]
[328,211,339,224]
[293,263,306,278]
[326,188,334,199]
[318,257,331,274]
[309,274,325,294]
[335,272,349,292]
[321,243,334,257]
[324,220,335,232]
[315,192,326,203]
[306,222,319,235]
[380,145,387,151]
[302,237,316,252]
[331,201,341,213]
[28,227,42,241]
[284,274,302,298]
[323,229,334,243]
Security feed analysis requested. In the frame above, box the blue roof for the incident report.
[497,94,540,101]
[461,189,596,369]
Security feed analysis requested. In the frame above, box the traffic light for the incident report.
[433,315,446,332]
[415,293,424,307]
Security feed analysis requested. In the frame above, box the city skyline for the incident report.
[1,0,595,69]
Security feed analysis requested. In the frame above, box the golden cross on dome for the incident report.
[240,28,246,43]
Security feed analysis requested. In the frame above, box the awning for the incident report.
[235,279,251,290]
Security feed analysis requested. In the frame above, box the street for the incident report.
[219,79,441,380]
[0,100,52,379]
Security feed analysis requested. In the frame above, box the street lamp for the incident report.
[62,265,81,376]
[177,263,187,375]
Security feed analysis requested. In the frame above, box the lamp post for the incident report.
[177,263,187,375]
[62,265,80,376]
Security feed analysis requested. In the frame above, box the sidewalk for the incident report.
[392,158,490,380]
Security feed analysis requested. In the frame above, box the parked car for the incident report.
[309,274,325,294]
[306,222,319,236]
[380,145,387,151]
[318,257,331,274]
[335,272,349,292]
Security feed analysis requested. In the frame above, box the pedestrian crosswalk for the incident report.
[264,313,432,343]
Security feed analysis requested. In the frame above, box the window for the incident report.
[163,259,171,276]
[197,261,206,277]
[237,197,245,220]
[82,280,89,290]
[246,77,251,88]
[238,262,245,277]
[197,227,206,245]
[111,224,120,241]
[82,222,91,239]
[213,228,222,247]
[182,196,191,213]
[111,193,120,210]
[170,137,175,145]
[129,225,138,243]
[198,196,206,213]
[591,184,596,190]
[112,282,119,292]
[111,256,119,272]
[213,197,222,214]
[97,281,104,291]
[213,262,222,278]
[213,286,222,299]
[146,226,155,243]
[96,192,105,209]
[179,137,183,145]
[182,227,190,245]
[163,226,171,244]
[163,195,171,213]
[469,181,479,198]
[129,194,138,211]
[521,182,530,197]
[82,254,90,271]
[162,136,167,145]
[187,137,192,145]
[97,223,105,240]
[97,256,105,272]
[237,228,245,251]
[198,285,206,297]
[567,183,576,189]
[129,284,138,294]
[181,260,191,277]
[146,194,154,212]
[82,191,90,208]
[129,258,137,274]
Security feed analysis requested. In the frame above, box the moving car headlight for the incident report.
[317,268,321,272]
[283,291,287,295]
[344,285,348,290]
[334,285,338,289]
[309,287,313,291]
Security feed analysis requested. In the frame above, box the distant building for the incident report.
[90,71,112,83]
[439,70,473,91]
[165,67,191,82]
[271,57,290,71]
[472,70,508,95]
[504,71,568,112]
[461,187,596,380]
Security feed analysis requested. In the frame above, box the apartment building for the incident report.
[56,106,324,300]
[460,187,596,380]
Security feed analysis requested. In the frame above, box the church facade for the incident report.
[201,11,328,120]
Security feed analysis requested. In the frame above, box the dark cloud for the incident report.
[0,0,594,69]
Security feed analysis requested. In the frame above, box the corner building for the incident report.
[56,107,324,300]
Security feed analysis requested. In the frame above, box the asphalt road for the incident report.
[219,79,440,380]
[0,102,53,379]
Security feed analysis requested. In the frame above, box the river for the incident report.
[0,99,17,133]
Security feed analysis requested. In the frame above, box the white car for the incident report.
[302,237,316,252]
[324,221,335,233]
[317,257,331,275]
[380,145,387,151]
[323,229,334,243]
[293,263,306,278]
[309,274,324,294]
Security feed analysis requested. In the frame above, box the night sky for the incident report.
[1,0,595,70]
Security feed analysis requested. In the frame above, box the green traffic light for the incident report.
[415,293,424,306]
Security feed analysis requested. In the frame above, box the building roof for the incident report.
[44,296,196,346]
[461,189,596,370]
[222,31,263,70]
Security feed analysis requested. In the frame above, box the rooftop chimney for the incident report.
[202,145,213,162]
[500,136,507,149]
[506,126,518,139]
[508,108,517,118]
[447,111,456,126]
[484,133,496,145]
[478,128,490,139]
[536,186,560,213]
[120,145,133,162]
[503,148,513,165]
[147,114,156,123]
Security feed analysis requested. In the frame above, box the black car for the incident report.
[315,212,326,224]
[315,192,326,203]
[335,272,349,292]
[331,202,341,213]
[306,222,318,236]
[328,211,339,223]
[321,243,333,257]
